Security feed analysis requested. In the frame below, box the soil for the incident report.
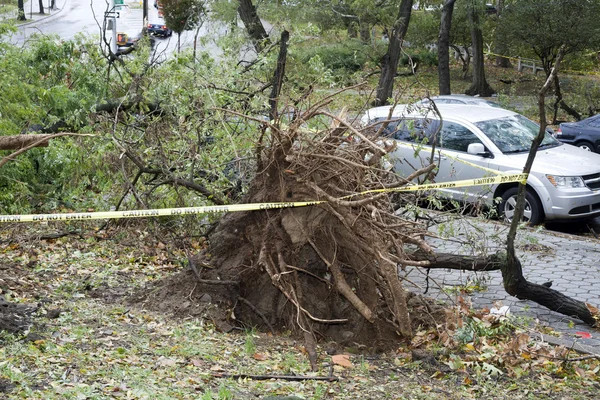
[0,295,37,334]
[128,262,449,350]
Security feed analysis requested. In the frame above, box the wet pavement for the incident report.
[402,216,600,354]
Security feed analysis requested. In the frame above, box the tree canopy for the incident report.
[161,0,206,35]
[498,0,600,75]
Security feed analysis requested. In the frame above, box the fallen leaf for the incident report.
[190,358,203,367]
[253,353,268,361]
[575,367,586,378]
[156,356,177,367]
[575,332,592,339]
[332,354,353,368]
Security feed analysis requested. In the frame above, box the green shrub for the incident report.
[296,39,382,76]
[400,49,438,67]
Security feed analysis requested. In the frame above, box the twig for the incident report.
[211,373,339,382]
[187,252,239,286]
[237,296,275,334]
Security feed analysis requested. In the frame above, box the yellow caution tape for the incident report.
[0,202,324,223]
[483,51,600,76]
[354,173,528,196]
[484,51,521,62]
[0,173,528,223]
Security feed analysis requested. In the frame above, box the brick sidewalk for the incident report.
[401,216,600,353]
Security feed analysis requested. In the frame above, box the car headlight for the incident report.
[546,175,585,188]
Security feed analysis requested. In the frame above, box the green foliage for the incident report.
[455,316,514,344]
[295,39,382,77]
[498,0,600,73]
[400,49,438,67]
[0,35,112,214]
[405,7,439,48]
[161,0,206,34]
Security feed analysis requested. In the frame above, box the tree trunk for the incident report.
[465,1,494,96]
[38,0,44,14]
[504,46,599,327]
[347,22,358,39]
[552,74,581,123]
[438,0,457,95]
[237,0,269,53]
[450,44,470,79]
[359,22,370,43]
[17,0,26,20]
[269,31,289,121]
[494,0,511,68]
[373,0,413,106]
[0,135,51,150]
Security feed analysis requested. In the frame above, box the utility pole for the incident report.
[143,0,148,33]
[108,0,119,55]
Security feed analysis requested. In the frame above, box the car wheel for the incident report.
[499,187,543,225]
[576,141,595,152]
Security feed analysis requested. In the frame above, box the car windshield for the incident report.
[474,115,560,153]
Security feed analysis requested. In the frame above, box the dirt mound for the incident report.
[128,264,448,349]
[0,295,37,335]
[127,266,239,332]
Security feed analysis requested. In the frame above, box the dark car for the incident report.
[555,114,600,152]
[147,21,172,37]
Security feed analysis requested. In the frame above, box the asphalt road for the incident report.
[545,216,600,237]
[6,0,225,60]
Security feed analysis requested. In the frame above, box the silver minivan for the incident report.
[364,104,600,224]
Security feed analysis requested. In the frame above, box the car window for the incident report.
[439,121,482,152]
[372,118,440,143]
[475,115,559,153]
[585,115,600,128]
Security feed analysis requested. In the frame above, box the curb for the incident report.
[13,0,68,28]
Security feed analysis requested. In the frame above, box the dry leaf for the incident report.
[575,331,592,339]
[253,353,268,361]
[332,354,353,368]
[190,358,203,367]
[585,303,599,316]
[156,356,177,367]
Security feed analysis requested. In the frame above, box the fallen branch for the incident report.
[237,296,274,334]
[0,134,52,150]
[211,373,339,382]
[0,133,95,168]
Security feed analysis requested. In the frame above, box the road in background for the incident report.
[6,0,226,60]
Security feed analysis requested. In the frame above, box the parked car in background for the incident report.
[148,19,172,37]
[412,95,555,135]
[413,94,502,108]
[364,104,600,225]
[555,114,600,152]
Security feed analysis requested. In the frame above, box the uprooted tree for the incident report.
[170,37,599,366]
[188,86,598,366]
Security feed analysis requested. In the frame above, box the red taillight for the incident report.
[162,25,167,29]
[147,24,152,28]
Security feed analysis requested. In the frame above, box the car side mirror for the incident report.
[467,143,492,158]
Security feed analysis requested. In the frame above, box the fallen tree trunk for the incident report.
[409,250,503,271]
[505,46,599,328]
[0,133,94,169]
[0,134,51,150]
